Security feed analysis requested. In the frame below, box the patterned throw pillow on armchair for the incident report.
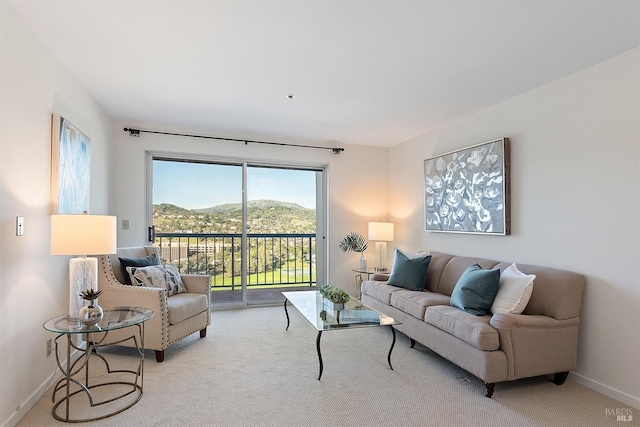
[126,264,187,296]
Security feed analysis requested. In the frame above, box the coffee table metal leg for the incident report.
[387,325,396,370]
[283,298,290,331]
[316,331,323,380]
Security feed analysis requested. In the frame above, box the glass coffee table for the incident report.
[282,290,401,380]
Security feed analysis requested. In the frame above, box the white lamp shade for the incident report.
[51,214,117,255]
[368,222,394,242]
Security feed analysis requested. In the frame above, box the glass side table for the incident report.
[43,306,154,423]
[352,267,390,298]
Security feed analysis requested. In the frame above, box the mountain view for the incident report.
[153,199,316,234]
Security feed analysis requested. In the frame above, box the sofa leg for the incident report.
[155,350,165,363]
[410,338,416,348]
[553,371,569,385]
[485,382,495,398]
[200,328,207,338]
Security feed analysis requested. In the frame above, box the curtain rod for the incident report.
[123,127,345,154]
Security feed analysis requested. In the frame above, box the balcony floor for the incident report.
[212,285,316,304]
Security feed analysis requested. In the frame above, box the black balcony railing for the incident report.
[154,232,316,290]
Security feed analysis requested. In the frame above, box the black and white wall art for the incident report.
[424,138,510,235]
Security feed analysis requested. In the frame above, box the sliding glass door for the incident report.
[147,154,325,306]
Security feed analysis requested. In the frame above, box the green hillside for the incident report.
[153,200,315,234]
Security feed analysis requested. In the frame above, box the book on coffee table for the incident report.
[338,309,381,324]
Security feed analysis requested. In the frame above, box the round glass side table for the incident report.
[43,306,154,423]
[352,268,390,298]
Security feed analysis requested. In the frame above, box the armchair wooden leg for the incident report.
[155,350,165,363]
[553,371,569,385]
[485,382,495,398]
[200,327,207,338]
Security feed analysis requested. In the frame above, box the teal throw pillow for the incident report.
[386,249,432,291]
[450,264,501,316]
[119,253,159,285]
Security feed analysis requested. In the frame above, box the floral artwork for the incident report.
[424,138,510,234]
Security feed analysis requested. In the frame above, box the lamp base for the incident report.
[374,241,388,272]
[69,257,98,319]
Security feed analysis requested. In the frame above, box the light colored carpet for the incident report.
[18,306,637,426]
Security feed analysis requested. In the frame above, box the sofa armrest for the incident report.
[490,313,580,381]
[181,274,209,294]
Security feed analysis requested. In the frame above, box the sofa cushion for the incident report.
[425,305,499,351]
[491,263,535,314]
[390,290,450,320]
[450,264,500,316]
[119,253,159,285]
[361,281,404,305]
[387,249,432,291]
[126,264,187,296]
[167,293,209,325]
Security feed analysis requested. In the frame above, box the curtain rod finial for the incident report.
[124,128,140,137]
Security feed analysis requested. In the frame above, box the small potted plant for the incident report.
[78,288,104,327]
[339,232,368,269]
[319,285,350,311]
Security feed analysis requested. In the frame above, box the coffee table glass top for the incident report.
[282,290,399,331]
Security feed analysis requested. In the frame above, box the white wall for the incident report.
[111,121,388,296]
[0,3,113,426]
[388,47,640,408]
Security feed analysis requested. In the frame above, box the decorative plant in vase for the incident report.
[338,232,368,269]
[78,289,104,326]
[319,285,350,311]
[319,285,350,303]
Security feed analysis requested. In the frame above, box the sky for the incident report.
[153,160,317,209]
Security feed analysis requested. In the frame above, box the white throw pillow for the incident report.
[490,263,535,315]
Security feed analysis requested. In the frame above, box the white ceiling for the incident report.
[8,0,640,147]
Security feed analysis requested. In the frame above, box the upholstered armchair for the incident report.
[97,246,211,362]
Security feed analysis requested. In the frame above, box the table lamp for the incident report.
[51,213,117,320]
[368,221,394,272]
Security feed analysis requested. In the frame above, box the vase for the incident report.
[78,300,103,327]
[323,299,345,311]
[359,254,367,270]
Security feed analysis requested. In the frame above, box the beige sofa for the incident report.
[360,251,585,397]
[98,246,211,362]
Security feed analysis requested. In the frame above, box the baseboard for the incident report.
[1,348,79,427]
[569,372,640,410]
[2,368,63,427]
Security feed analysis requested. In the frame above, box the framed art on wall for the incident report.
[424,137,510,235]
[51,114,91,214]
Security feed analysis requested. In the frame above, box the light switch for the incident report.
[122,219,129,230]
[16,216,24,236]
